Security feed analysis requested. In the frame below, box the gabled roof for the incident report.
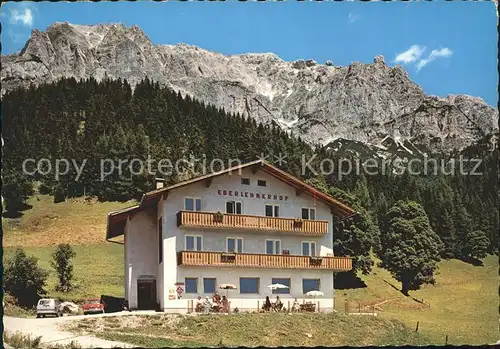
[106,160,356,239]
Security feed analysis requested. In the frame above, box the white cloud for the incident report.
[416,48,453,71]
[9,8,34,27]
[348,12,360,23]
[394,45,426,64]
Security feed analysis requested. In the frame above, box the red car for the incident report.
[82,299,105,315]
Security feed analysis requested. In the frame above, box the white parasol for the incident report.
[305,290,324,302]
[267,283,289,293]
[219,283,237,297]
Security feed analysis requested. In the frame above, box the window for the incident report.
[302,241,317,256]
[186,235,203,251]
[271,278,291,294]
[158,217,163,263]
[185,278,198,293]
[265,204,279,217]
[185,197,202,211]
[241,178,250,185]
[240,277,259,294]
[227,237,243,253]
[301,208,316,220]
[203,278,216,294]
[226,201,242,214]
[257,180,267,187]
[266,239,281,254]
[302,279,320,294]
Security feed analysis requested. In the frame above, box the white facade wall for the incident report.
[125,167,339,312]
[160,168,335,312]
[124,209,158,309]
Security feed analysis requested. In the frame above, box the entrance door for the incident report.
[137,279,157,310]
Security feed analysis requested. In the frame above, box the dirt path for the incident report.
[3,313,143,348]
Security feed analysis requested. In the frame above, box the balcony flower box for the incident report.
[213,211,224,223]
[309,256,323,266]
[221,253,236,263]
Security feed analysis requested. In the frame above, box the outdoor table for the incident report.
[300,303,316,312]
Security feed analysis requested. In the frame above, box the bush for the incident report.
[51,244,76,292]
[2,171,34,213]
[39,182,53,195]
[54,185,67,203]
[4,331,42,348]
[4,249,48,308]
[461,230,490,260]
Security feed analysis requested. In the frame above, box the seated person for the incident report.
[274,296,283,311]
[213,292,221,304]
[221,295,229,313]
[262,296,272,311]
[195,296,203,312]
[203,296,212,314]
[292,298,300,312]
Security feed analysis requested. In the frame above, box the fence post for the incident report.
[257,300,259,312]
[345,300,349,313]
[317,301,320,312]
[445,335,448,345]
[288,300,290,312]
[415,321,419,332]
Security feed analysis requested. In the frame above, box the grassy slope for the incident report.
[3,195,133,247]
[3,244,124,301]
[335,255,498,345]
[3,195,129,301]
[70,313,429,347]
[2,196,498,344]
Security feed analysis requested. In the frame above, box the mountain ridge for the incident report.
[2,22,497,153]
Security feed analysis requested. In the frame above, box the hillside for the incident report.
[3,195,132,247]
[2,196,498,344]
[67,313,429,347]
[2,22,497,152]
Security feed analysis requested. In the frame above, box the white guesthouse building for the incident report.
[106,160,356,312]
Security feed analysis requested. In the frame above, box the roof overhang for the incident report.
[106,160,356,239]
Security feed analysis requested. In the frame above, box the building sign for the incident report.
[217,189,288,201]
[168,288,176,300]
[176,286,184,295]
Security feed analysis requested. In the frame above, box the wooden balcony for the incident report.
[178,251,352,271]
[177,211,328,236]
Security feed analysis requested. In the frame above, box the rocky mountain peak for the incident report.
[1,22,497,153]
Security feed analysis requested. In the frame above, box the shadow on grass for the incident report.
[382,279,401,292]
[2,203,33,218]
[458,256,484,266]
[2,210,25,218]
[382,280,431,306]
[334,272,367,290]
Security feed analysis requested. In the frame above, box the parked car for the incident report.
[36,298,62,318]
[82,298,105,315]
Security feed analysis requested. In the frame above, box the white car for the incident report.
[36,298,62,318]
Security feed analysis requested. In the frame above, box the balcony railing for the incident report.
[177,211,328,236]
[178,251,352,271]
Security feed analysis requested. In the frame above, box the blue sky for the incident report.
[1,1,497,106]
